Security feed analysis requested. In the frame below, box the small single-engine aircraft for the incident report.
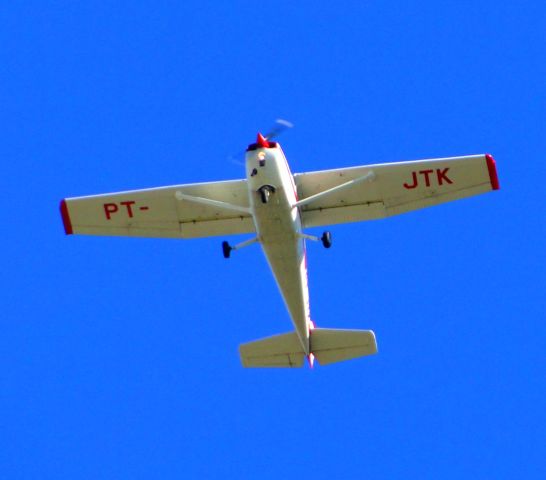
[60,128,499,368]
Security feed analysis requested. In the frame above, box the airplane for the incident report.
[60,130,500,368]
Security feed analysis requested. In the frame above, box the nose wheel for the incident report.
[258,185,275,204]
[260,188,270,204]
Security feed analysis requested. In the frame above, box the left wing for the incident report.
[60,179,254,238]
[294,154,499,228]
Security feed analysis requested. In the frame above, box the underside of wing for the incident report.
[294,154,499,228]
[61,178,254,239]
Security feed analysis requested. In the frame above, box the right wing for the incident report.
[60,178,255,239]
[294,154,499,228]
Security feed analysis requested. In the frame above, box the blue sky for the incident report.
[1,1,545,478]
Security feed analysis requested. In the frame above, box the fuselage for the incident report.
[245,139,312,355]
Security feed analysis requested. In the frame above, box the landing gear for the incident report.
[297,231,333,249]
[222,241,232,259]
[260,188,270,204]
[258,185,275,204]
[321,231,332,249]
[221,237,258,259]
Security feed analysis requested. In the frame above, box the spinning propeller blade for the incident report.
[265,118,294,140]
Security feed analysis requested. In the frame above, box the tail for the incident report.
[239,328,377,368]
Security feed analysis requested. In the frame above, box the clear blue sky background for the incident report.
[1,1,545,478]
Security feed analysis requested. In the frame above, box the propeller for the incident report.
[264,118,294,140]
[228,118,294,166]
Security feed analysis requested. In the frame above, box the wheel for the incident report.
[222,241,231,259]
[259,187,271,204]
[321,231,332,249]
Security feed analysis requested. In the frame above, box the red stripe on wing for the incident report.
[485,154,500,190]
[60,199,73,235]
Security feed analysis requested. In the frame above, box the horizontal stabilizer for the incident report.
[239,328,377,368]
[310,328,377,365]
[239,331,305,368]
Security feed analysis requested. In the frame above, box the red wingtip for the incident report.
[60,199,73,235]
[256,133,269,148]
[485,154,500,190]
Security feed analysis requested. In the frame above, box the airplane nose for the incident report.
[246,132,276,151]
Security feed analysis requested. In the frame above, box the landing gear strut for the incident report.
[221,237,258,259]
[297,231,333,249]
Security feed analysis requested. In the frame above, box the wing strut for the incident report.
[175,191,252,215]
[293,171,375,209]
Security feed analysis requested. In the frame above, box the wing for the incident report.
[60,178,254,238]
[294,154,499,228]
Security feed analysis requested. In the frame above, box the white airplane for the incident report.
[60,130,500,368]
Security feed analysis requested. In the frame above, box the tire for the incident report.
[321,231,332,249]
[222,241,231,259]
